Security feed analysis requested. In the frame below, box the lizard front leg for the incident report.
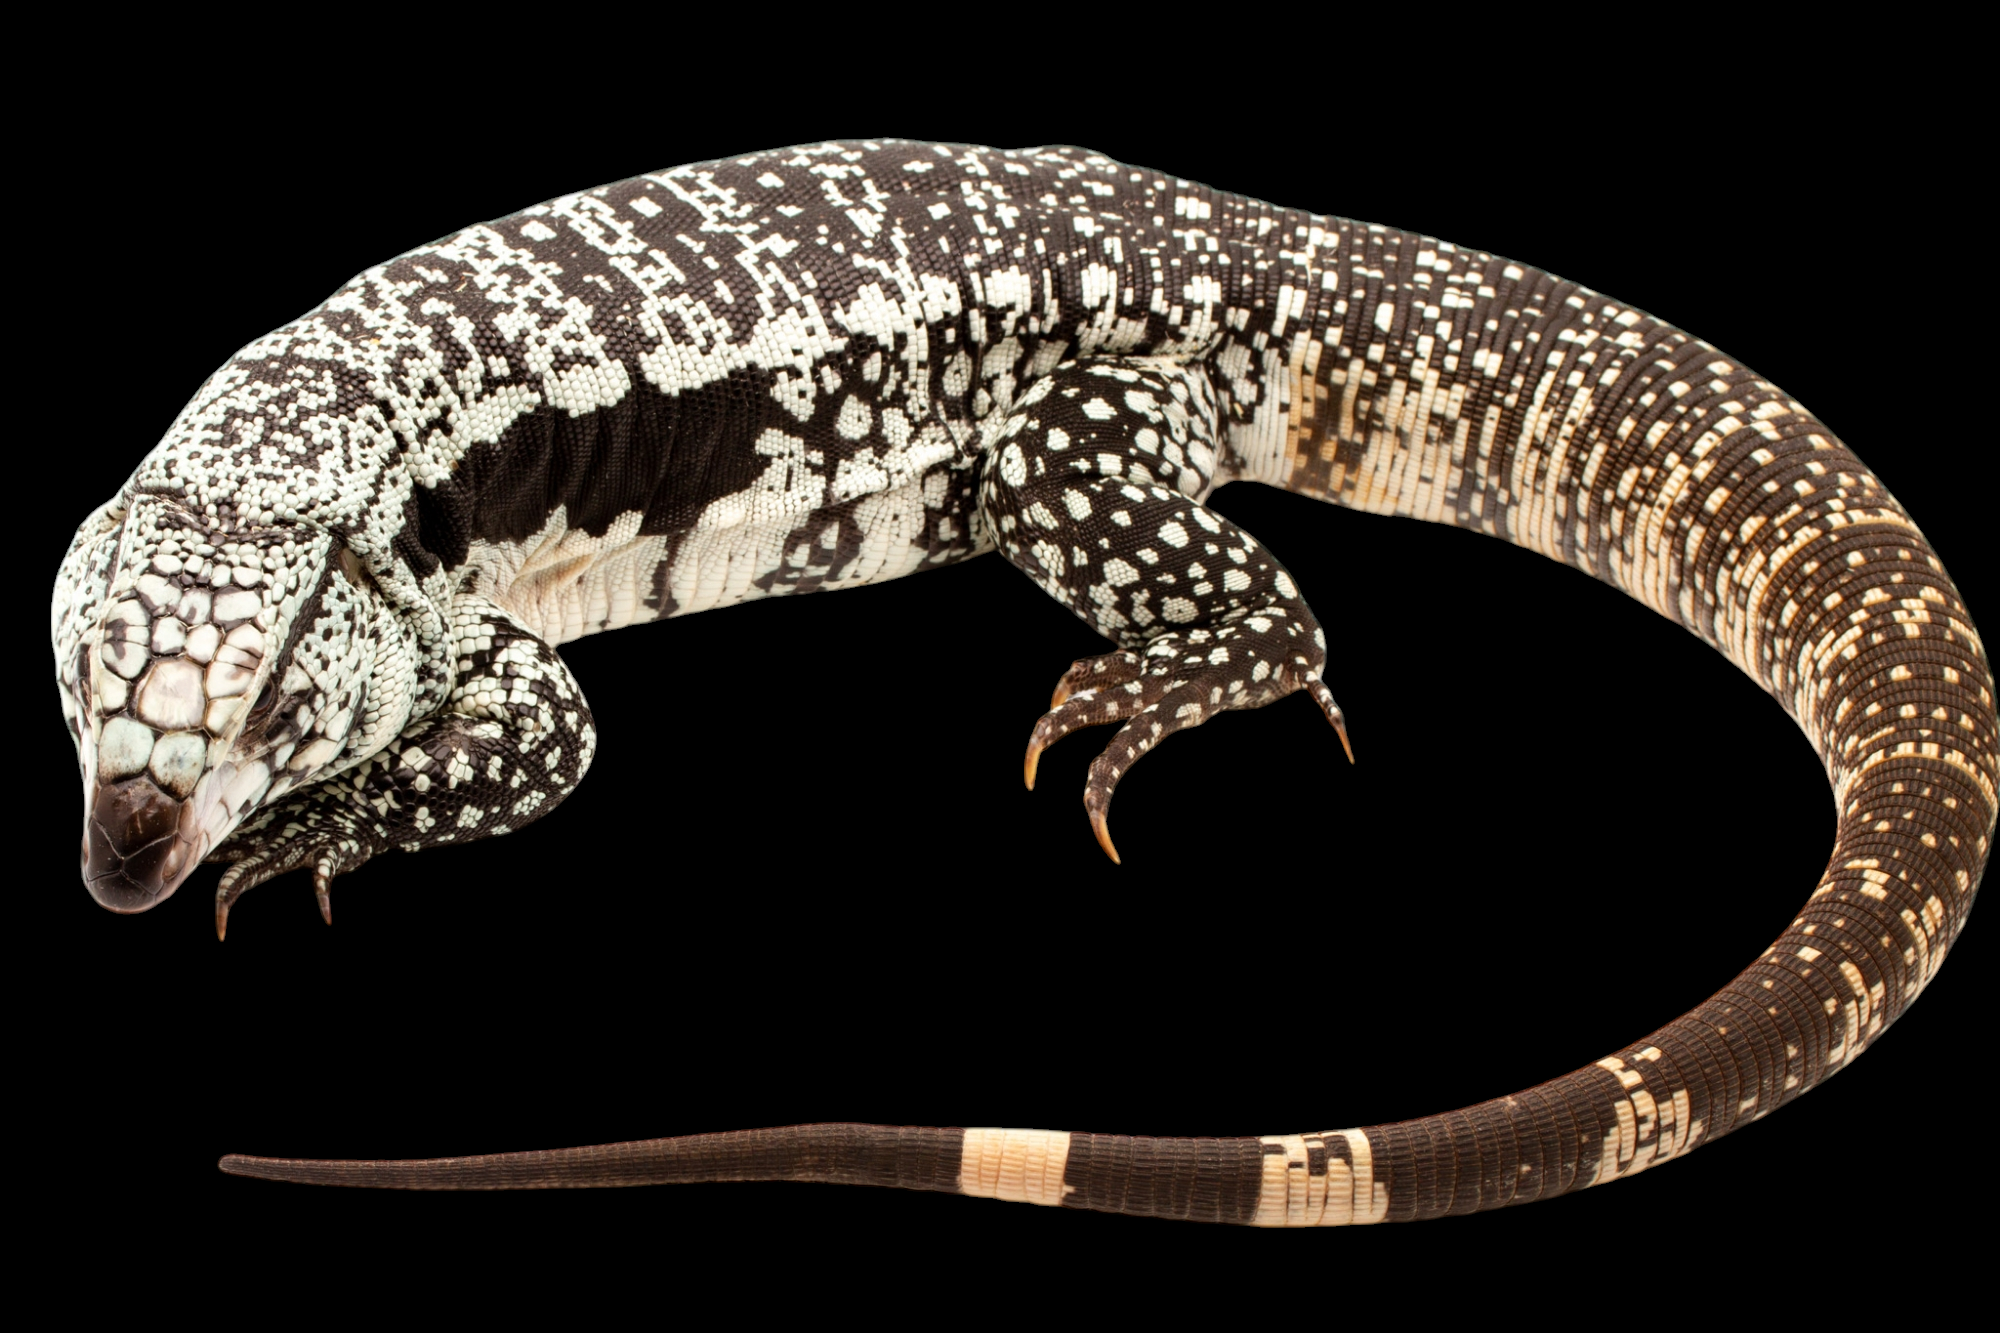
[979,356,1350,861]
[209,596,595,937]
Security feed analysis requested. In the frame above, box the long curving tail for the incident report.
[221,215,1995,1225]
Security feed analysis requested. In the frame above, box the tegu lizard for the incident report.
[51,141,1993,1227]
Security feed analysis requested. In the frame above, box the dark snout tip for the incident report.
[85,866,164,913]
[81,776,201,914]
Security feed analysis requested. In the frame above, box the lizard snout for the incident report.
[81,776,202,912]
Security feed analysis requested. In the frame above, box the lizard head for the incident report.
[53,493,404,914]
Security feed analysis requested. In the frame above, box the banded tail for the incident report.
[220,1126,1362,1225]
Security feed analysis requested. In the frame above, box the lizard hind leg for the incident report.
[982,357,1352,863]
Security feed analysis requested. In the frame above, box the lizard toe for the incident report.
[213,834,373,940]
[1028,622,1353,862]
[1048,650,1146,709]
[1024,649,1165,790]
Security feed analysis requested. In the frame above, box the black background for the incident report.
[29,37,1988,1315]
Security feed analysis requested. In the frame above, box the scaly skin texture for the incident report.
[54,140,1992,1223]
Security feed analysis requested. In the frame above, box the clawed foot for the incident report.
[1024,622,1352,863]
[213,843,360,940]
[211,798,379,939]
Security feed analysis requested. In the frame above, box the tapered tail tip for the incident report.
[220,1153,293,1181]
[1307,681,1355,764]
[219,1153,410,1188]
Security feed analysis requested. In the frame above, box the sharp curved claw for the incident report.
[1332,716,1355,765]
[213,858,258,940]
[1050,680,1072,709]
[1089,808,1121,865]
[211,846,331,938]
[1024,738,1045,791]
[1308,680,1355,764]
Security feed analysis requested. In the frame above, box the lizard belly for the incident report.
[474,506,672,647]
[478,457,988,647]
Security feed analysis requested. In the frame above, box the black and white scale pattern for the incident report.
[52,141,1994,1224]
